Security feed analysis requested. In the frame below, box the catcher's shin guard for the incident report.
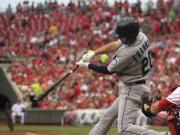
[167,111,180,135]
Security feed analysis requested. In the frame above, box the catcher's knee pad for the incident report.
[167,116,180,135]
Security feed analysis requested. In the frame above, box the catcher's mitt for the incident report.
[141,92,161,117]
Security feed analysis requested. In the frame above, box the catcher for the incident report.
[142,85,180,135]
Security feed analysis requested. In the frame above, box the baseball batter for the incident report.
[76,17,169,135]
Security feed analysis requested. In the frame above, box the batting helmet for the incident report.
[114,17,139,43]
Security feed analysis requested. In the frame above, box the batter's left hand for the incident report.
[76,60,89,68]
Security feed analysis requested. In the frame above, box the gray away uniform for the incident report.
[89,32,167,135]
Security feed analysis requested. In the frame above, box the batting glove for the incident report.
[76,60,89,68]
[82,51,95,62]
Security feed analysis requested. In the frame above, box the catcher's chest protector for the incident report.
[167,106,180,135]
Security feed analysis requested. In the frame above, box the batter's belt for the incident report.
[125,80,146,85]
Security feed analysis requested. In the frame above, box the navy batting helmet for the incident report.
[114,17,139,42]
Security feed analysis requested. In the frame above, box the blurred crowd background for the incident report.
[0,0,179,110]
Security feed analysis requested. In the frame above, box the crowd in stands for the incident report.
[0,0,179,110]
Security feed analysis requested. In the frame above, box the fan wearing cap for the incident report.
[76,17,169,135]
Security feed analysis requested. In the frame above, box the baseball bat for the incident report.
[34,65,79,102]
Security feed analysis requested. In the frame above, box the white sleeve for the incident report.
[166,87,180,105]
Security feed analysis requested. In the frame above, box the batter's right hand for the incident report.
[82,51,95,62]
[76,59,89,68]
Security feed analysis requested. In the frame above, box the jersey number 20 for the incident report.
[141,51,152,75]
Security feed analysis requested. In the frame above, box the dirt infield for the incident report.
[0,131,71,135]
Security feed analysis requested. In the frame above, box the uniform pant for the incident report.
[89,96,119,135]
[89,84,168,135]
[118,84,167,135]
[11,112,25,124]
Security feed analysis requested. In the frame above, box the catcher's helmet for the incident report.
[114,17,139,43]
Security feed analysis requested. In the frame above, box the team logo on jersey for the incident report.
[111,59,117,66]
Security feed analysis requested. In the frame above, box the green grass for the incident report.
[0,125,168,135]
